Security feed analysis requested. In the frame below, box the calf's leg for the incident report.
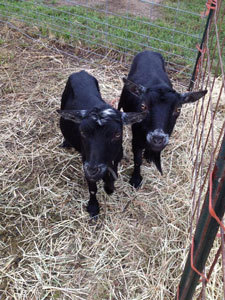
[103,163,118,195]
[103,149,122,194]
[86,180,99,217]
[130,142,143,188]
[103,172,115,195]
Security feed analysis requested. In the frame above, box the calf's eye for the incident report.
[141,103,148,111]
[113,132,121,140]
[173,107,181,115]
[80,130,86,137]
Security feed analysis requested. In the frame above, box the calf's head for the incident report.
[58,107,147,181]
[123,78,207,172]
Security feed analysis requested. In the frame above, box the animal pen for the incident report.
[0,0,224,299]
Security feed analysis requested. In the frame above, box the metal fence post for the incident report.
[188,3,216,91]
[176,132,225,299]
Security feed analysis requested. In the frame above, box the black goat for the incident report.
[57,70,147,217]
[118,50,207,188]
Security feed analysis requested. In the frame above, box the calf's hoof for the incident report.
[129,175,143,189]
[86,203,100,218]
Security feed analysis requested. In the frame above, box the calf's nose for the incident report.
[84,163,107,180]
[152,135,165,146]
[87,166,100,177]
[146,129,169,151]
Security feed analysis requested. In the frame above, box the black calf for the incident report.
[58,70,147,217]
[118,50,207,188]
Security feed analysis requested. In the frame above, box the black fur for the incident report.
[118,51,207,188]
[58,71,147,217]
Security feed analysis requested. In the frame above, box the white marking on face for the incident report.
[102,109,115,117]
[80,110,88,117]
[146,132,151,144]
[97,119,104,126]
[146,129,169,145]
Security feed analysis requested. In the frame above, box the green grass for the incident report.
[1,0,222,75]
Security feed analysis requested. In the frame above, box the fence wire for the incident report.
[0,0,207,81]
[0,1,224,299]
[177,0,225,298]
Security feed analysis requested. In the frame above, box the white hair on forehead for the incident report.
[101,108,116,117]
[97,119,105,126]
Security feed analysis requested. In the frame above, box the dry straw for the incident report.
[0,23,224,300]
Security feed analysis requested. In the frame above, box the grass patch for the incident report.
[0,0,223,76]
[0,0,209,74]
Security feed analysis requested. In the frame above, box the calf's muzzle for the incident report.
[146,129,169,152]
[83,162,107,181]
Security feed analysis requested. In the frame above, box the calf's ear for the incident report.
[57,109,87,123]
[123,77,147,97]
[181,90,207,104]
[121,111,148,125]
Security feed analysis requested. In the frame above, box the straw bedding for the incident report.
[0,23,223,300]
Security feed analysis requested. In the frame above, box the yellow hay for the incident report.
[0,24,224,300]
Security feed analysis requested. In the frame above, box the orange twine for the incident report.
[191,236,209,282]
[209,171,225,231]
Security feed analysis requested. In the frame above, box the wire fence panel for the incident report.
[177,0,225,298]
[0,0,208,81]
[0,1,224,299]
